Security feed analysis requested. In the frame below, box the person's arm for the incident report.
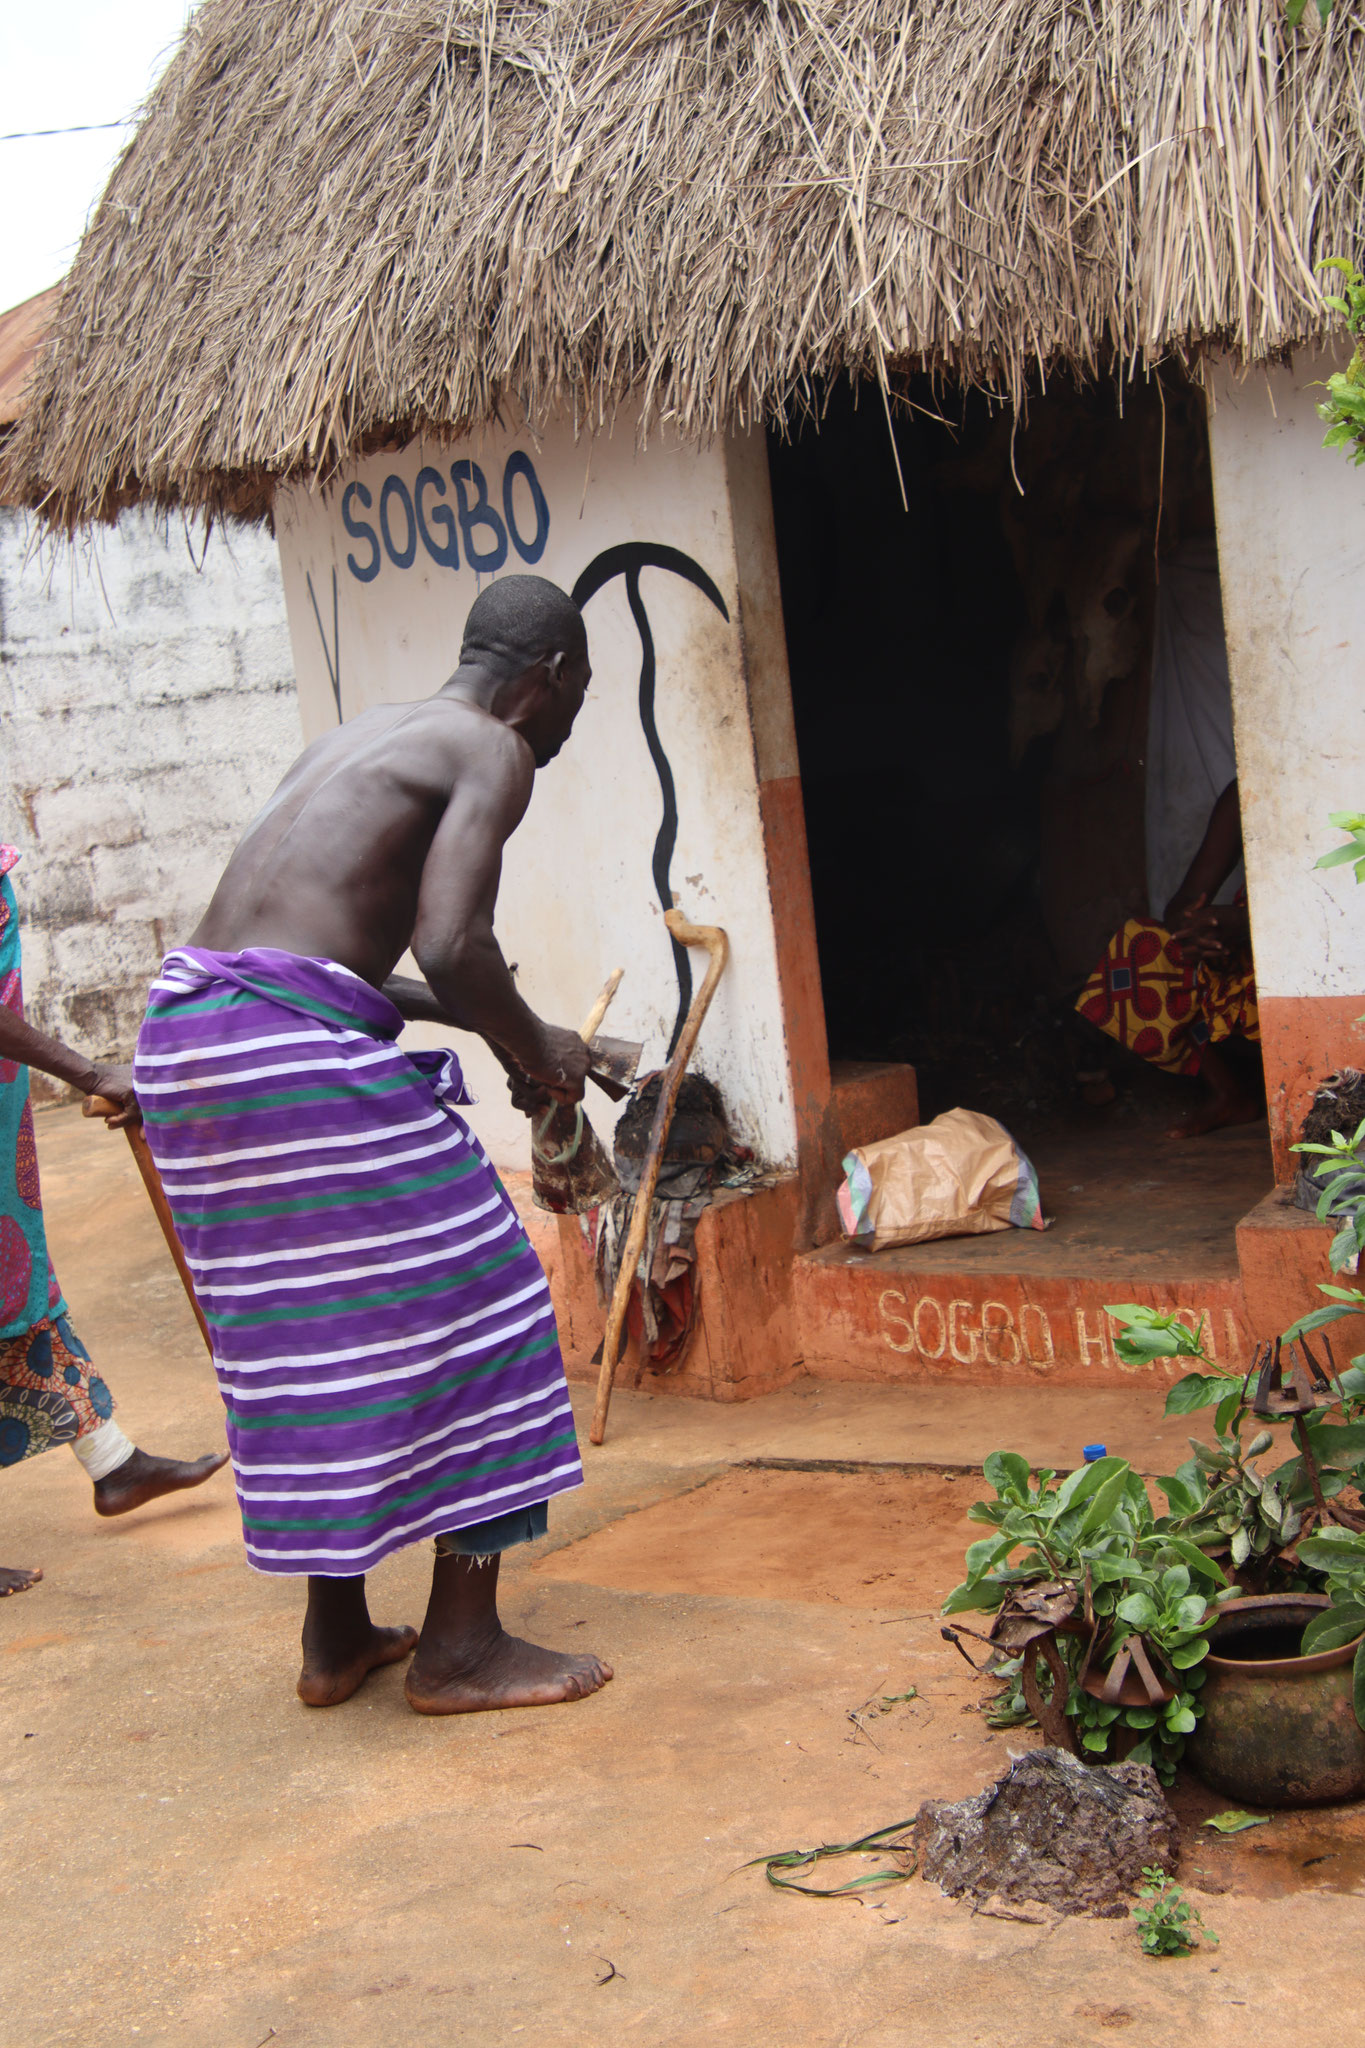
[1165,780,1250,962]
[409,735,589,1101]
[0,1006,139,1126]
[382,969,550,1112]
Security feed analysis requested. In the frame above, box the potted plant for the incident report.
[942,1450,1236,1783]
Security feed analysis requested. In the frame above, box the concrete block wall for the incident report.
[0,508,301,1085]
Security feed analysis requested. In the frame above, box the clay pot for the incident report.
[1185,1594,1365,1809]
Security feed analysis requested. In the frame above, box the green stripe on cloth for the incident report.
[175,1155,479,1230]
[143,1067,414,1125]
[209,1238,524,1329]
[225,1331,558,1430]
[144,988,259,1020]
[241,1428,579,1533]
[147,977,368,1032]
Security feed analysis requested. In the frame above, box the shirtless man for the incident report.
[133,574,611,1714]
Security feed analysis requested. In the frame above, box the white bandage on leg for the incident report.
[70,1419,136,1483]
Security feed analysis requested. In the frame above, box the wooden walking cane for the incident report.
[83,1097,214,1356]
[589,909,729,1445]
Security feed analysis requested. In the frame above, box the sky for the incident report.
[1,0,192,312]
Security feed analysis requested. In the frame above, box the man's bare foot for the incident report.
[405,1625,613,1716]
[1167,1094,1262,1140]
[93,1447,230,1516]
[0,1564,42,1596]
[298,1622,419,1707]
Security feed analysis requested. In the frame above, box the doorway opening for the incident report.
[765,372,1270,1263]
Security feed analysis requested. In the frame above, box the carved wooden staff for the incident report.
[589,909,728,1445]
[83,1097,213,1356]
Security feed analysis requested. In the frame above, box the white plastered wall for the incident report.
[274,420,795,1174]
[1208,347,1365,997]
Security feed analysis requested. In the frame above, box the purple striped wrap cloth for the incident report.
[134,947,583,1575]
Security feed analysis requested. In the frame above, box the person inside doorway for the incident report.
[1076,777,1260,1136]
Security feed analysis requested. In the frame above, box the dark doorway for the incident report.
[766,371,1219,1130]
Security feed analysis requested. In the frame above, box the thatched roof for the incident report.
[0,289,59,432]
[5,0,1362,527]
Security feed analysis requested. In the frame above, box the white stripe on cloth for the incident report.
[242,1378,570,1478]
[166,1129,465,1196]
[182,1201,509,1274]
[136,1044,398,1093]
[243,1458,584,1569]
[152,1109,448,1171]
[202,1208,517,1298]
[218,1295,557,1399]
[236,1398,575,1503]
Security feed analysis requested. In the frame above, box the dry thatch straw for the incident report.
[6,0,1364,528]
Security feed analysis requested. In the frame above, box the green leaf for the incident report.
[1170,1639,1210,1669]
[1164,1373,1233,1417]
[941,1578,1005,1615]
[1285,0,1307,24]
[1158,1536,1228,1586]
[1079,1466,1132,1536]
[982,1450,1031,1499]
[1301,1604,1365,1654]
[1354,1637,1365,1735]
[1165,1706,1197,1734]
[1314,842,1363,870]
[963,1535,1012,1576]
[1281,1300,1365,1343]
[1214,1388,1245,1436]
[1116,1591,1160,1629]
[1203,1811,1270,1835]
[1303,1421,1365,1468]
[1081,1727,1111,1752]
[1055,1456,1127,1513]
[1298,1531,1365,1574]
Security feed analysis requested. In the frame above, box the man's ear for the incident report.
[545,650,567,685]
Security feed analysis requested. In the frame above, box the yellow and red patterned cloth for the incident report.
[1076,917,1259,1076]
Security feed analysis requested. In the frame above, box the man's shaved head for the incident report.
[461,575,587,674]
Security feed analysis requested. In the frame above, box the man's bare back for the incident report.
[194,580,593,1100]
[152,573,614,1719]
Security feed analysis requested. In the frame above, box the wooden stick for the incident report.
[589,911,728,1445]
[83,1099,214,1356]
[579,967,623,1046]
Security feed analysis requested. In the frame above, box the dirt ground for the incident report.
[4,1107,1365,2047]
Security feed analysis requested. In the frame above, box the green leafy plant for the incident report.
[1316,261,1365,465]
[1296,1527,1365,1729]
[1316,814,1365,890]
[1132,1867,1219,1957]
[944,1452,1234,1782]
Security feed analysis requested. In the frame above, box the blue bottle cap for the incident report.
[1082,1443,1107,1462]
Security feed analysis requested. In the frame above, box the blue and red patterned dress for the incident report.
[0,847,114,1466]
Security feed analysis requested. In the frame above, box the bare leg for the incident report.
[298,1574,418,1707]
[405,1550,613,1716]
[0,1564,42,1595]
[1167,1042,1261,1140]
[93,1446,231,1516]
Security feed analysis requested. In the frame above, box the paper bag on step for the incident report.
[836,1107,1046,1252]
